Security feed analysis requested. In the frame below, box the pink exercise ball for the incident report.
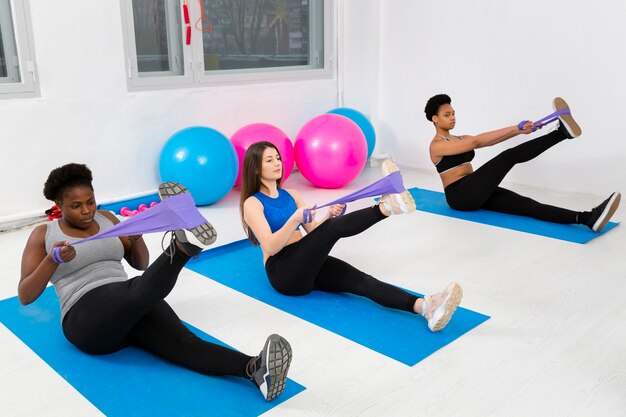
[295,114,367,189]
[230,123,295,186]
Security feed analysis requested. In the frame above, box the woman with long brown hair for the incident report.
[240,141,463,332]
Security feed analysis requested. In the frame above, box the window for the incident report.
[0,0,38,97]
[121,0,331,90]
[122,0,192,88]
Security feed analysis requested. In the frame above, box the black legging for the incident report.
[265,206,419,313]
[444,128,580,223]
[62,248,252,377]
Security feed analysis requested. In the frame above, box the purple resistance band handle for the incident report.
[302,204,348,224]
[518,109,571,132]
[51,246,65,264]
[517,120,531,131]
[302,205,317,224]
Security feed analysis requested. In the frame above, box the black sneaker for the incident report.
[250,334,292,401]
[553,97,581,139]
[586,192,621,232]
[159,181,217,256]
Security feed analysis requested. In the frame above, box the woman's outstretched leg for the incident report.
[129,301,293,401]
[128,300,253,376]
[483,187,579,223]
[313,256,418,312]
[446,127,569,210]
[314,256,463,332]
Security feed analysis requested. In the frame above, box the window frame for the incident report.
[120,0,193,90]
[195,0,332,86]
[121,0,334,92]
[0,0,39,98]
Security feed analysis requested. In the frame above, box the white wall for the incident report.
[370,0,626,197]
[0,0,339,221]
[338,0,380,152]
[4,1,624,222]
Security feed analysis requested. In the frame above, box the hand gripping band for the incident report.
[518,109,571,132]
[302,171,406,224]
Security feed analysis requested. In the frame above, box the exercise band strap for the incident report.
[518,109,570,132]
[51,193,206,264]
[302,171,406,223]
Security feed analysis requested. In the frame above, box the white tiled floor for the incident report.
[1,166,624,417]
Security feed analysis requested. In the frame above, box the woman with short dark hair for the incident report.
[425,94,620,232]
[19,163,292,402]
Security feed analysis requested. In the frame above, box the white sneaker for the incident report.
[380,160,416,214]
[380,193,412,215]
[423,283,463,332]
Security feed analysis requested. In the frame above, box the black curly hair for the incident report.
[43,163,93,201]
[424,94,452,122]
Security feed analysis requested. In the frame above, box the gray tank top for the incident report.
[45,211,128,321]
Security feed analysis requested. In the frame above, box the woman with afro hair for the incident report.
[425,94,620,232]
[19,163,292,402]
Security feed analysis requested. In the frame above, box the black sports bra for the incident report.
[434,135,475,174]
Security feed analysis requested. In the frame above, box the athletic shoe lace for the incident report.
[161,231,176,264]
[424,291,446,320]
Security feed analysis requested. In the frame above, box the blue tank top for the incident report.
[253,189,298,233]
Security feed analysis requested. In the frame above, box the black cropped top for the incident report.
[434,135,475,174]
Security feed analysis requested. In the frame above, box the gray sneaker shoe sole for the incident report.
[254,334,293,401]
[159,181,218,252]
[174,222,218,248]
[158,181,189,201]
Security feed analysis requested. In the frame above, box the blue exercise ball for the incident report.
[159,126,238,206]
[327,107,376,159]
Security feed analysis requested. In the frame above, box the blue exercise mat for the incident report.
[0,288,305,417]
[408,187,619,244]
[187,240,489,366]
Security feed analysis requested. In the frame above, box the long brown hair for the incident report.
[239,141,284,245]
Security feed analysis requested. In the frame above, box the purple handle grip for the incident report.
[302,205,317,224]
[518,109,571,132]
[303,204,347,224]
[51,246,65,264]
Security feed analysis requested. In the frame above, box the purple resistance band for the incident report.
[302,171,406,223]
[517,109,570,132]
[51,193,206,264]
